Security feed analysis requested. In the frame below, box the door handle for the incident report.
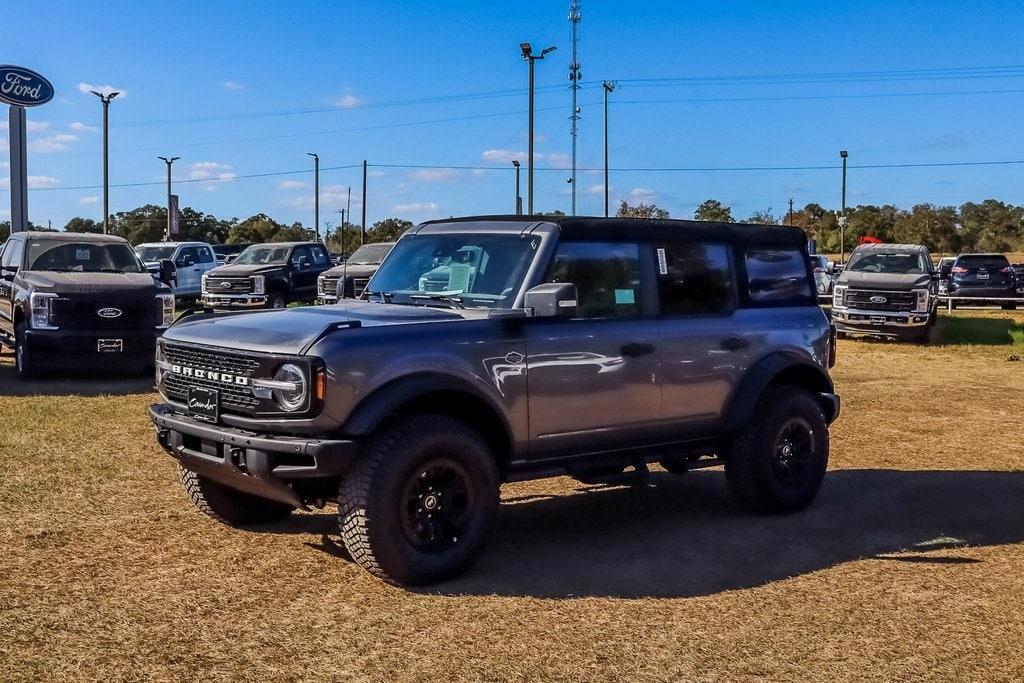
[721,337,751,351]
[620,342,656,357]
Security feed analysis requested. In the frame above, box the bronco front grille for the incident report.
[162,343,262,412]
[842,289,916,312]
[205,276,254,295]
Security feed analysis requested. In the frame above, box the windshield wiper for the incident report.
[409,292,466,309]
[366,290,395,303]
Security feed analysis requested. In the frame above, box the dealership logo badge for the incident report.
[0,65,55,107]
[97,307,123,319]
[869,295,887,304]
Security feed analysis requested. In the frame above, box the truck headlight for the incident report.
[157,293,175,329]
[271,363,307,412]
[154,342,169,387]
[251,275,266,295]
[201,273,208,293]
[913,289,929,313]
[832,285,846,308]
[29,292,58,330]
[317,275,326,295]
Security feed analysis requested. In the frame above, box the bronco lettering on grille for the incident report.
[170,364,250,386]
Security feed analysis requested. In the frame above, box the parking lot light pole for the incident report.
[840,150,848,264]
[157,156,179,241]
[307,153,320,241]
[603,81,615,217]
[520,42,556,215]
[90,90,119,234]
[512,160,522,214]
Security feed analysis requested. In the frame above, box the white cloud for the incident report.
[69,121,98,132]
[335,92,364,109]
[29,133,78,153]
[544,153,570,168]
[80,195,99,204]
[223,81,245,92]
[393,202,440,213]
[1,175,60,189]
[26,121,51,133]
[628,188,656,203]
[482,149,527,164]
[585,183,608,195]
[78,83,126,98]
[189,161,233,180]
[410,168,457,182]
[278,180,308,189]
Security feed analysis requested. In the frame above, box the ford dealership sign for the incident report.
[0,65,54,107]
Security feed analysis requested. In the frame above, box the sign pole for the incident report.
[8,105,28,232]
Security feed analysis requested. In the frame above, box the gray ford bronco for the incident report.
[150,216,840,585]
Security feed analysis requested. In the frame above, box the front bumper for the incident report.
[832,307,931,336]
[150,403,359,508]
[316,295,339,305]
[202,293,268,308]
[25,328,159,366]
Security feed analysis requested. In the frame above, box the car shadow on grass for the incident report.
[430,468,1024,599]
[0,350,154,398]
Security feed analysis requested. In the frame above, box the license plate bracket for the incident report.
[97,338,123,353]
[188,387,219,423]
[870,315,887,324]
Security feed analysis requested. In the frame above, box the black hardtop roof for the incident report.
[18,231,129,244]
[419,215,808,247]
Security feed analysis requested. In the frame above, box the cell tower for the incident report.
[568,0,581,215]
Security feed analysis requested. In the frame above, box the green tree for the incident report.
[109,204,166,244]
[694,199,732,222]
[64,217,102,233]
[0,221,9,242]
[226,213,287,244]
[367,218,413,242]
[959,200,1024,252]
[617,200,669,219]
[745,208,778,225]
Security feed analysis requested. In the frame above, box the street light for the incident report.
[157,156,180,241]
[90,90,120,234]
[307,152,320,241]
[840,150,848,264]
[520,42,556,215]
[602,81,616,217]
[512,160,522,215]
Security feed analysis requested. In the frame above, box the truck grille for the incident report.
[205,276,253,295]
[319,276,340,297]
[843,289,916,312]
[52,298,159,330]
[162,343,262,412]
[352,277,370,297]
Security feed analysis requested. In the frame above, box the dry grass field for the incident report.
[2,310,1024,681]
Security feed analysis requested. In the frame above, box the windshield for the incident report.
[26,241,148,274]
[136,245,177,262]
[347,243,393,265]
[233,244,291,265]
[366,233,541,309]
[846,251,928,274]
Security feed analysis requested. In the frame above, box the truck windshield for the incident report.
[26,241,148,273]
[233,245,291,265]
[367,233,541,308]
[846,251,928,274]
[347,243,393,265]
[136,245,177,262]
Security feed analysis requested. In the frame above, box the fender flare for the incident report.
[724,353,836,433]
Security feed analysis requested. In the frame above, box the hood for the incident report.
[206,263,283,277]
[322,263,379,278]
[21,271,163,296]
[837,270,932,290]
[163,301,468,354]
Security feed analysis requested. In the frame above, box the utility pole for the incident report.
[520,43,557,215]
[90,90,120,234]
[336,208,346,253]
[361,161,367,245]
[840,150,848,264]
[602,81,615,217]
[346,185,352,238]
[307,152,320,241]
[512,160,522,214]
[787,197,794,225]
[157,156,180,241]
[568,0,582,215]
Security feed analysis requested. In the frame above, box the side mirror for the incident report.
[939,265,951,279]
[225,254,238,264]
[525,282,578,318]
[158,259,176,287]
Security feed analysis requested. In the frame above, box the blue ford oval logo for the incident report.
[869,295,887,304]
[97,307,123,319]
[0,65,54,107]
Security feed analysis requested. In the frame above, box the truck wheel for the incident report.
[724,387,829,514]
[178,466,294,526]
[14,323,37,381]
[338,414,500,586]
[268,292,287,309]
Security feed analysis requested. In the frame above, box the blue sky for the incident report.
[4,0,1024,230]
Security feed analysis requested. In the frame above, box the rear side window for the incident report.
[197,246,214,264]
[547,241,641,318]
[656,243,734,315]
[956,255,1010,270]
[745,249,814,305]
[311,246,330,266]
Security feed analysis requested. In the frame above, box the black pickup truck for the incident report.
[201,242,333,310]
[0,231,174,379]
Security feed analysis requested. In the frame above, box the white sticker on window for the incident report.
[75,248,91,260]
[656,248,668,275]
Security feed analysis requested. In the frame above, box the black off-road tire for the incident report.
[338,414,500,586]
[724,387,829,514]
[268,291,288,309]
[178,466,294,526]
[14,323,37,381]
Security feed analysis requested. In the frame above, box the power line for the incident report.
[31,163,362,192]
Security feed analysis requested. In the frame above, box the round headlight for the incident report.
[272,363,307,412]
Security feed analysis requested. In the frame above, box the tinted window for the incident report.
[846,251,927,274]
[177,246,198,264]
[745,249,814,304]
[197,246,214,264]
[956,255,1010,269]
[2,238,23,269]
[25,241,146,273]
[547,241,641,318]
[290,246,312,268]
[656,243,733,315]
[310,246,330,266]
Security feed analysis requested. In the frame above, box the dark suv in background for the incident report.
[151,215,839,586]
[317,241,395,303]
[201,241,333,309]
[0,231,174,379]
[943,253,1020,309]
